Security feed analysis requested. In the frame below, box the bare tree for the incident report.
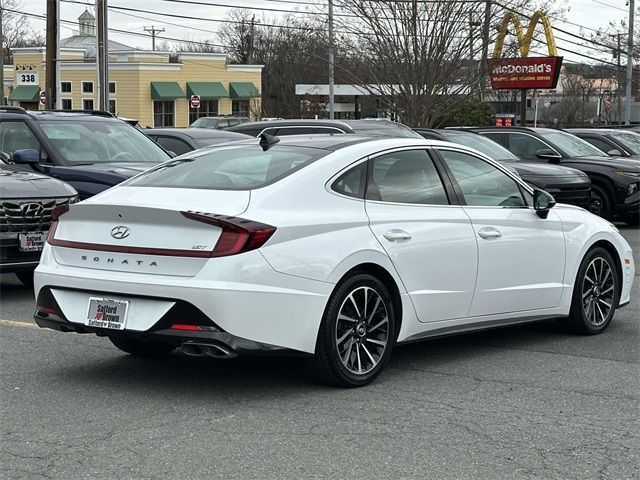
[539,69,598,127]
[1,0,44,63]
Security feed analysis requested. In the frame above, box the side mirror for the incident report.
[535,148,562,163]
[533,188,556,219]
[12,149,40,165]
[607,149,622,156]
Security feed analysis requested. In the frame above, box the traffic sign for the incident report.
[39,91,46,106]
[190,95,201,109]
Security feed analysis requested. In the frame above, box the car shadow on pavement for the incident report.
[48,320,571,395]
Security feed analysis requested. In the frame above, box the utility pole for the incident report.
[328,0,335,120]
[479,0,492,101]
[624,0,635,125]
[96,0,109,111]
[612,33,623,125]
[143,26,165,51]
[249,15,256,63]
[0,2,4,104]
[45,0,58,110]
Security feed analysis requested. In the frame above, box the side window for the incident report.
[439,150,527,207]
[155,136,192,156]
[507,133,551,160]
[275,127,316,136]
[582,136,616,154]
[481,132,506,146]
[0,121,48,162]
[227,119,240,127]
[314,127,343,134]
[368,150,449,205]
[217,119,228,129]
[331,161,367,199]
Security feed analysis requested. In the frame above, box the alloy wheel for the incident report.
[581,256,615,327]
[335,286,389,375]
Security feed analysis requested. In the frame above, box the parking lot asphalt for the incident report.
[1,226,638,480]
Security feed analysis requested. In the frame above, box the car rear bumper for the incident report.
[34,249,332,353]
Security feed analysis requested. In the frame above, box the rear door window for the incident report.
[155,136,192,156]
[367,150,449,205]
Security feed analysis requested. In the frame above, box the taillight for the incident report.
[47,204,70,243]
[181,211,276,257]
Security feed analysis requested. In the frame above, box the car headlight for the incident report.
[616,170,640,179]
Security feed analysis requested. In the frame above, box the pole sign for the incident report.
[39,91,46,105]
[487,56,563,90]
[190,95,201,109]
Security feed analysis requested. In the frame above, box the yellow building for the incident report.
[2,11,263,128]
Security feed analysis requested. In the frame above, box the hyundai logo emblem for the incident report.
[21,202,43,217]
[111,226,131,239]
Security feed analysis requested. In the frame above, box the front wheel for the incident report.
[308,273,396,387]
[588,185,613,220]
[109,336,175,356]
[567,247,619,335]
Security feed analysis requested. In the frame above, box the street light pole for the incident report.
[0,2,4,103]
[96,0,109,111]
[328,0,335,120]
[624,0,635,125]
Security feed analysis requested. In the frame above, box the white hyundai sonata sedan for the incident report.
[34,135,635,387]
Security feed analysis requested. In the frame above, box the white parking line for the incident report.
[0,319,39,329]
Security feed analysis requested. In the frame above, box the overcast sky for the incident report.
[18,0,634,66]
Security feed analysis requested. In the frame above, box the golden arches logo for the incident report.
[493,11,557,58]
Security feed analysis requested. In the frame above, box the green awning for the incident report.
[150,82,185,100]
[186,82,228,99]
[9,86,40,102]
[229,82,260,99]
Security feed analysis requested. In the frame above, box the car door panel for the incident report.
[437,148,566,317]
[364,149,478,323]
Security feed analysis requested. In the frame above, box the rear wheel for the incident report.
[109,336,175,356]
[15,269,35,288]
[567,247,619,335]
[308,273,396,387]
[588,184,613,220]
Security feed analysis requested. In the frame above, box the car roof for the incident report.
[228,119,353,129]
[144,127,250,139]
[566,128,637,134]
[0,109,123,122]
[471,126,558,134]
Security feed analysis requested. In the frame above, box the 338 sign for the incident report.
[16,71,40,86]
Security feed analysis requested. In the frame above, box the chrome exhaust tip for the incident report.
[181,342,238,359]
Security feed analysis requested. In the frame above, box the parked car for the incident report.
[567,128,640,159]
[144,128,251,156]
[0,108,170,199]
[189,116,251,129]
[415,128,592,209]
[34,135,634,387]
[226,118,423,138]
[470,126,640,224]
[0,165,77,286]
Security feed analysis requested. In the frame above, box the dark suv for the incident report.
[0,108,170,199]
[226,119,423,138]
[470,127,640,223]
[567,129,640,159]
[0,166,77,286]
[415,129,592,209]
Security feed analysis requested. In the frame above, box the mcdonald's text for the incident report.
[487,56,563,90]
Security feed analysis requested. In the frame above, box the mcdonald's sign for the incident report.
[487,11,563,90]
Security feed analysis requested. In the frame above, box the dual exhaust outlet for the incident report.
[181,341,238,359]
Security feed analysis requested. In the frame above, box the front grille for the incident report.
[0,197,73,234]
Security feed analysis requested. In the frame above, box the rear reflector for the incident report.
[37,306,57,315]
[181,211,276,257]
[170,324,202,331]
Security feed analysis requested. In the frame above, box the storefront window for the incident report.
[61,99,72,110]
[189,100,219,124]
[154,101,175,127]
[232,99,250,117]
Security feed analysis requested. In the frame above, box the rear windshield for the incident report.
[442,132,519,161]
[126,144,328,190]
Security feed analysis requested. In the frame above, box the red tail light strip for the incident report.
[46,208,275,259]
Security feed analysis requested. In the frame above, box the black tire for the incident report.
[15,269,35,288]
[567,247,619,335]
[308,273,396,387]
[589,184,613,220]
[108,336,175,356]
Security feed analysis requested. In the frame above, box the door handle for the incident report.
[383,230,412,242]
[477,227,502,240]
